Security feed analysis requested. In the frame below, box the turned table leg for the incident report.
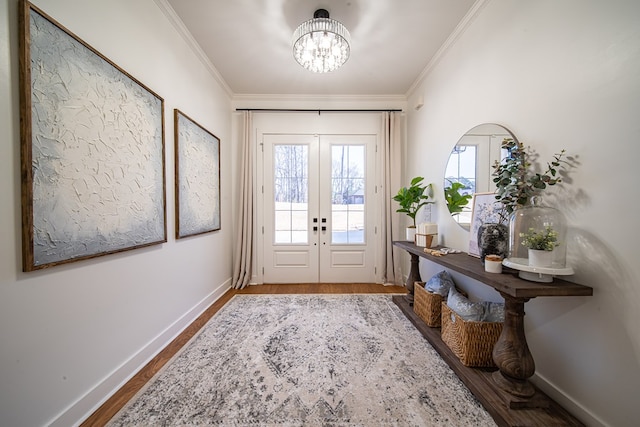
[405,252,422,304]
[492,294,536,398]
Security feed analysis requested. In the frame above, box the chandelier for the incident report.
[292,9,351,73]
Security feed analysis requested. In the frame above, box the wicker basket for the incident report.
[413,283,444,327]
[414,284,467,328]
[441,302,503,367]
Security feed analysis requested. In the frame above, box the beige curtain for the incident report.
[231,111,254,289]
[381,112,403,285]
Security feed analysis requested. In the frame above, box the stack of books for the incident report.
[416,223,438,248]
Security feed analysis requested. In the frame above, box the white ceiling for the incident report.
[164,0,478,97]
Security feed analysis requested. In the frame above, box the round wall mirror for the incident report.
[444,123,517,230]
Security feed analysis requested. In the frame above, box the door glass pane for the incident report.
[273,145,308,244]
[331,145,365,244]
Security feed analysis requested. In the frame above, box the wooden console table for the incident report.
[393,241,593,426]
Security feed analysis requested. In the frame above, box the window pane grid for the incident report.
[274,145,308,244]
[331,145,365,244]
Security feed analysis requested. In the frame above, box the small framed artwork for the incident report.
[19,2,166,271]
[468,192,503,257]
[174,109,221,238]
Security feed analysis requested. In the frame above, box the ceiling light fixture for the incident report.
[292,9,351,73]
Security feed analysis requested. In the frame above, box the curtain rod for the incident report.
[235,108,403,113]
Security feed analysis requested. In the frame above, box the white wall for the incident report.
[405,0,640,426]
[0,0,233,426]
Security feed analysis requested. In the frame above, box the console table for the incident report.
[393,241,593,426]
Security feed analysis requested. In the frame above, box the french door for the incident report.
[261,133,378,283]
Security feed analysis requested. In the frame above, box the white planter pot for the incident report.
[528,249,554,267]
[406,227,416,243]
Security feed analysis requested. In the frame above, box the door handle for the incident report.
[313,226,318,231]
[321,226,326,231]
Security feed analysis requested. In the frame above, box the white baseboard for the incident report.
[49,279,232,427]
[531,372,609,427]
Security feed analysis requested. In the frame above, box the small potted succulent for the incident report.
[519,225,559,267]
[392,176,433,242]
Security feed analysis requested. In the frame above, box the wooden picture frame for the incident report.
[468,192,503,257]
[19,1,166,271]
[174,109,221,239]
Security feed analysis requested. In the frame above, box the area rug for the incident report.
[108,294,496,426]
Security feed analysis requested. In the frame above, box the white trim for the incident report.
[531,372,610,427]
[231,94,407,111]
[406,0,491,97]
[152,0,234,98]
[48,279,232,427]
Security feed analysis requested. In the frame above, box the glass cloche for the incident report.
[503,196,574,282]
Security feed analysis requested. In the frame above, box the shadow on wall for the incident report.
[542,187,639,363]
[568,227,640,359]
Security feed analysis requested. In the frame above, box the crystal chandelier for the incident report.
[292,9,351,73]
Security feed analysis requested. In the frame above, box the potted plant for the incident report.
[519,225,559,267]
[444,180,472,216]
[479,138,570,263]
[492,138,569,223]
[393,176,433,242]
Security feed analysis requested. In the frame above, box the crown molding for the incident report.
[406,0,491,97]
[231,93,407,111]
[153,0,234,98]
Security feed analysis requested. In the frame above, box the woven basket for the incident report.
[441,302,503,367]
[413,283,443,327]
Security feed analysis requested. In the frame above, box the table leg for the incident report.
[405,252,421,304]
[492,295,536,398]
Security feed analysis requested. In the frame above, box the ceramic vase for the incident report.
[477,223,508,264]
[406,226,416,243]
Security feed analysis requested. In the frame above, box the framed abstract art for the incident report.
[174,109,221,239]
[19,1,166,271]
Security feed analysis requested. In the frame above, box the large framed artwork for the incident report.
[19,1,166,271]
[174,109,221,239]
[468,192,503,257]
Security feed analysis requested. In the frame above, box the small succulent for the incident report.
[520,225,559,251]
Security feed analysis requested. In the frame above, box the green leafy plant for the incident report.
[392,176,433,228]
[444,181,472,215]
[519,225,559,251]
[492,138,570,223]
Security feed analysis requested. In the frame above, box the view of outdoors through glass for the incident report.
[331,145,365,244]
[445,145,476,225]
[272,143,365,244]
[273,145,308,244]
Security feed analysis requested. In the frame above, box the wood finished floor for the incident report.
[80,283,407,426]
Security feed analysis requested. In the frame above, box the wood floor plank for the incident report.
[80,283,405,426]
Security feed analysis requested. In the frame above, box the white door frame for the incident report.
[253,112,383,284]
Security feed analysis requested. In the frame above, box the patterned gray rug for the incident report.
[108,294,496,426]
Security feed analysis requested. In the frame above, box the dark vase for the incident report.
[477,223,509,264]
